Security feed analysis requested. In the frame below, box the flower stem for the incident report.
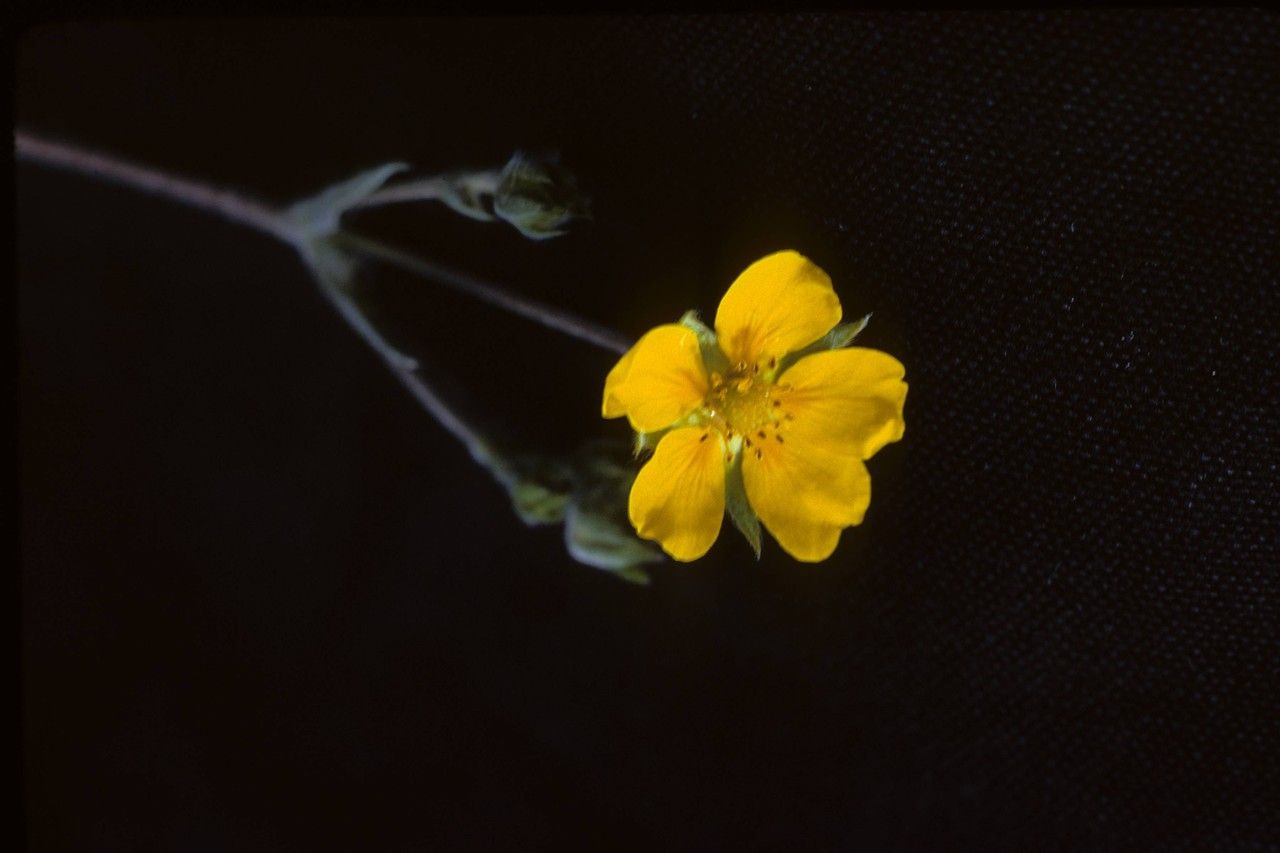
[14,129,629,355]
[313,275,487,452]
[14,130,301,244]
[353,175,451,209]
[332,230,631,354]
[15,128,632,449]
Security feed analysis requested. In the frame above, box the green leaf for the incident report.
[508,482,571,525]
[612,567,653,586]
[471,440,574,527]
[287,162,409,239]
[724,456,762,559]
[678,309,730,374]
[563,441,664,579]
[563,503,660,579]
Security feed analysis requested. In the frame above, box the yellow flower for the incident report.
[601,251,907,562]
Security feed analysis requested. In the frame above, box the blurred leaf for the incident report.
[473,439,661,579]
[287,162,409,239]
[471,440,574,526]
[563,442,663,580]
[564,504,658,581]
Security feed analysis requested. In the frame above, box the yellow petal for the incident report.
[776,347,907,460]
[714,250,842,367]
[602,324,709,432]
[629,427,726,561]
[742,434,871,562]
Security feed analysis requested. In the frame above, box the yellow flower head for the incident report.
[602,251,908,562]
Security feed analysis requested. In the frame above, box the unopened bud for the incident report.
[492,152,591,240]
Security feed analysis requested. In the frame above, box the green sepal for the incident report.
[724,455,762,559]
[439,172,500,223]
[824,313,873,349]
[678,309,730,374]
[777,313,872,374]
[287,162,409,240]
[632,427,670,457]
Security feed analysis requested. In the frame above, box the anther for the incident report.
[757,430,766,439]
[699,433,709,442]
[755,449,762,459]
[776,434,785,443]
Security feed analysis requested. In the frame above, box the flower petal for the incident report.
[629,427,726,561]
[714,250,842,367]
[776,347,907,460]
[602,324,709,432]
[742,435,871,562]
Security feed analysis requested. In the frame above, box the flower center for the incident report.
[697,364,795,463]
[708,370,771,432]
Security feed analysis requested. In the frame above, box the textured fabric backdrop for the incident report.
[18,12,1278,849]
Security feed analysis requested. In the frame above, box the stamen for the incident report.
[755,448,762,459]
[776,434,784,443]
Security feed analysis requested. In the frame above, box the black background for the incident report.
[18,12,1278,850]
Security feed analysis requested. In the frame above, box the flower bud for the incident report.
[492,152,591,240]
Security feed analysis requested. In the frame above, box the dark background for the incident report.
[18,12,1278,850]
